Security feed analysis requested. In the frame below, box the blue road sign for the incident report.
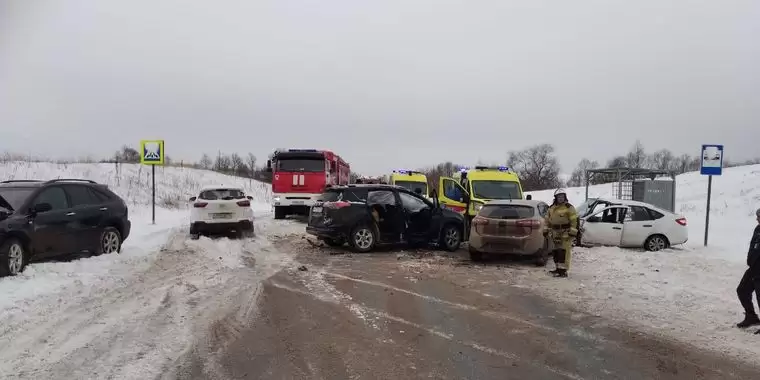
[700,144,723,176]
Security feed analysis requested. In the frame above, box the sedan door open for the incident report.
[580,206,627,247]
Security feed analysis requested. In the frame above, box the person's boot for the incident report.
[736,313,760,328]
[552,269,568,278]
[548,268,560,275]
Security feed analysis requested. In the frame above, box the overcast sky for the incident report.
[1,0,758,176]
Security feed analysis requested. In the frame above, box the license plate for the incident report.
[212,213,232,219]
[312,206,322,213]
[292,200,304,205]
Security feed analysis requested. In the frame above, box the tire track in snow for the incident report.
[0,216,303,380]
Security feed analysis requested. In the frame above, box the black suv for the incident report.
[306,184,465,252]
[0,179,131,277]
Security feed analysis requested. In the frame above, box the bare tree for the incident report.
[625,140,647,168]
[647,149,675,172]
[607,155,627,168]
[214,153,231,172]
[507,144,562,191]
[567,158,600,187]
[230,153,244,175]
[115,145,141,163]
[246,153,257,175]
[199,153,212,169]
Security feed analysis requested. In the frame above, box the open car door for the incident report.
[437,177,468,214]
[580,206,627,247]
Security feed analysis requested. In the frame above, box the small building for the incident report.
[584,167,676,212]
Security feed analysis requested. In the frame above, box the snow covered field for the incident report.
[2,161,760,375]
[0,161,300,379]
[525,164,760,363]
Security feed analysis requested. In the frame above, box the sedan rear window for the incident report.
[199,189,245,200]
[479,204,535,219]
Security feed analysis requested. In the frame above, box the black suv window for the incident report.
[318,188,368,202]
[398,191,430,213]
[367,190,396,206]
[0,187,35,210]
[33,186,69,210]
[65,185,100,206]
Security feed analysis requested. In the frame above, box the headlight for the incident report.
[273,196,281,202]
[472,202,484,211]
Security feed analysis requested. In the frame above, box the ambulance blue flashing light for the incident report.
[498,166,509,171]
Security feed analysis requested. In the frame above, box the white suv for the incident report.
[189,186,255,239]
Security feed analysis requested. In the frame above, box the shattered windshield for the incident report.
[471,180,521,200]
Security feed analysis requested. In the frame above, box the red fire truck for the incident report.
[266,149,350,219]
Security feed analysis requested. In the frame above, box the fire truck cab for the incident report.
[266,149,350,219]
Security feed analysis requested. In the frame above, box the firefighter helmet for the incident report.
[554,188,567,197]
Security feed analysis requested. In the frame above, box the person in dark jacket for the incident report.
[736,208,760,330]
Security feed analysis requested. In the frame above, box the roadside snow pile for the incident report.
[527,164,760,263]
[0,161,272,212]
[521,165,760,363]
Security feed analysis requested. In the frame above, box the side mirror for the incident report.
[525,195,532,200]
[189,196,197,202]
[32,203,52,214]
[247,196,253,200]
[587,216,600,223]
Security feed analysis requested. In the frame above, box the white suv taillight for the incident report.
[237,200,251,207]
[193,202,208,208]
[676,217,687,226]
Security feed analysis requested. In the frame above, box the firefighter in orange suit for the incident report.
[544,189,579,277]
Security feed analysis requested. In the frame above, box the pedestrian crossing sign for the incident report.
[140,140,165,165]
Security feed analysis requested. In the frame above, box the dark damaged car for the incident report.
[306,184,466,252]
[0,179,131,277]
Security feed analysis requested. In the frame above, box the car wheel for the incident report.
[0,238,26,277]
[98,227,122,255]
[439,224,461,252]
[349,225,376,253]
[644,234,669,252]
[323,238,345,247]
[468,246,484,262]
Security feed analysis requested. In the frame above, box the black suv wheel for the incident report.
[439,224,462,251]
[0,238,26,276]
[97,227,122,255]
[349,224,377,253]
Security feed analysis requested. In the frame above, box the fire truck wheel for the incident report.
[274,206,286,220]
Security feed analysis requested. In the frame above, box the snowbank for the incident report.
[0,161,272,212]
[522,165,760,363]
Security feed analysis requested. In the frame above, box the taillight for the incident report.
[193,202,208,208]
[237,200,251,207]
[472,216,489,225]
[676,217,687,226]
[324,201,351,209]
[516,219,540,228]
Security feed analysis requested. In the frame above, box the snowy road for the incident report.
[0,215,302,380]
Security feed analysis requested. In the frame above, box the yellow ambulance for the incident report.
[437,166,524,220]
[389,170,429,197]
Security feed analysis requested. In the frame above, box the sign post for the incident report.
[140,140,165,225]
[699,144,723,246]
